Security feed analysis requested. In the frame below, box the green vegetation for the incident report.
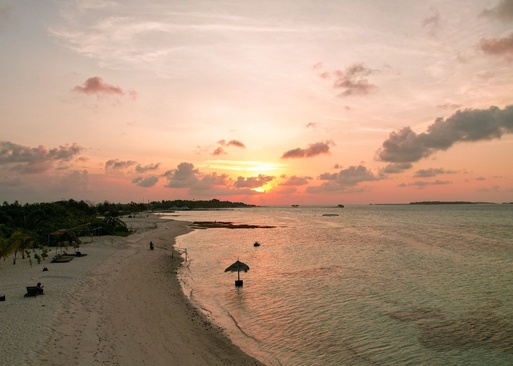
[0,199,133,265]
[0,198,253,265]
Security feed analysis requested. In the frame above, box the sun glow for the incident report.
[203,160,286,172]
[252,181,276,193]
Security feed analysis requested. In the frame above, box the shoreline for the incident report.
[1,215,263,365]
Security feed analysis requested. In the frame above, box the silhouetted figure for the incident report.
[36,282,44,295]
[150,241,154,250]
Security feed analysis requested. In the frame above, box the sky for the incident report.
[1,0,513,206]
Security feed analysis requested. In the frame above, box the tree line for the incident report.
[0,199,134,266]
[0,198,254,265]
[149,198,255,210]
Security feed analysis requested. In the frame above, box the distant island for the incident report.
[409,201,496,205]
[149,199,256,210]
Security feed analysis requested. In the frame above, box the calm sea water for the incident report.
[165,205,513,365]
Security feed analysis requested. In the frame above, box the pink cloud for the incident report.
[0,141,82,174]
[73,76,134,96]
[212,147,226,156]
[480,33,513,60]
[281,141,334,159]
[212,139,246,155]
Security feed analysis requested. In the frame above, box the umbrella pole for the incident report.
[235,269,243,287]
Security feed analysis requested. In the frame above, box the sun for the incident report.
[252,181,276,193]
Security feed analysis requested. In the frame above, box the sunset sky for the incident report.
[1,0,513,205]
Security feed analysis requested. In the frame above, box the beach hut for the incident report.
[224,260,249,287]
[48,230,81,251]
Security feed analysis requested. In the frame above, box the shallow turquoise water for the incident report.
[168,205,513,365]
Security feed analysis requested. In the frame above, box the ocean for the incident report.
[165,204,513,365]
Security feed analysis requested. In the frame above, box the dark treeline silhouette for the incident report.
[149,198,255,210]
[0,199,134,265]
[0,198,253,265]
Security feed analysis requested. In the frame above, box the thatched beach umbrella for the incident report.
[225,260,250,287]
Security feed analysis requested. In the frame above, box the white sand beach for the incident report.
[0,215,263,366]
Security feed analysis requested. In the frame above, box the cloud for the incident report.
[479,33,513,60]
[73,76,136,97]
[0,141,82,174]
[162,162,269,195]
[316,63,378,97]
[135,163,160,173]
[219,139,245,148]
[163,162,199,188]
[212,147,226,156]
[334,64,378,97]
[105,159,137,171]
[382,163,413,174]
[132,176,159,187]
[234,175,274,188]
[481,0,513,22]
[376,105,513,164]
[279,175,312,186]
[212,139,246,155]
[281,141,334,159]
[307,165,380,193]
[413,168,457,178]
[398,180,451,188]
[193,172,231,191]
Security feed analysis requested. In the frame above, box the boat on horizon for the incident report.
[291,204,299,207]
[338,204,344,208]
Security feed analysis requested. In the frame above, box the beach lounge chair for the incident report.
[24,287,39,297]
[51,254,74,263]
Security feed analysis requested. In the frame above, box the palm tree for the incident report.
[3,231,36,265]
[103,211,127,231]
